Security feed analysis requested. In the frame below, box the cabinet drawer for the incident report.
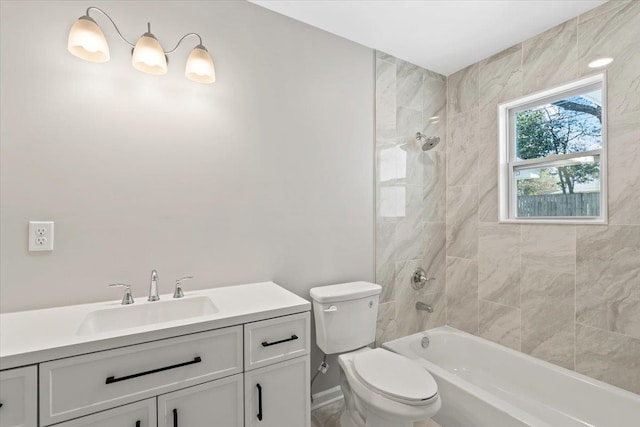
[0,366,37,427]
[40,326,242,426]
[158,374,243,427]
[244,312,310,370]
[53,398,156,427]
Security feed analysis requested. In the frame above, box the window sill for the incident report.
[498,218,607,225]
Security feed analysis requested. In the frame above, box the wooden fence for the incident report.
[518,193,600,217]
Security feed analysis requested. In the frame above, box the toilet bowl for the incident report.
[310,282,441,427]
[337,347,440,427]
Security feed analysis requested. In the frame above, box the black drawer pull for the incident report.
[261,334,298,347]
[0,403,3,409]
[105,356,202,384]
[173,408,178,427]
[256,383,263,421]
[136,421,140,427]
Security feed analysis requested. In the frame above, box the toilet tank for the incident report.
[310,282,381,354]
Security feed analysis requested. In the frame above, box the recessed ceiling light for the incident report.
[588,57,613,68]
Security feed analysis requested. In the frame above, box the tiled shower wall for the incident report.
[374,52,447,344]
[375,0,640,394]
[445,0,640,394]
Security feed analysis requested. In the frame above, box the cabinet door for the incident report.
[244,356,310,427]
[53,399,155,427]
[158,374,243,427]
[0,366,37,427]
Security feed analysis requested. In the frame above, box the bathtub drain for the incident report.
[421,335,430,349]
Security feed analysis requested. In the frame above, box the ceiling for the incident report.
[250,0,607,76]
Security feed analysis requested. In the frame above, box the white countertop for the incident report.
[0,281,310,370]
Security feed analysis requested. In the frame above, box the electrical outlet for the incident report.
[29,221,54,251]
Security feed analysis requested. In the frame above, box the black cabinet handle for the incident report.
[105,357,202,384]
[136,421,140,427]
[173,408,178,427]
[256,383,263,421]
[0,403,3,409]
[261,334,298,347]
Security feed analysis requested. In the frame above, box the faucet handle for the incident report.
[411,268,435,290]
[173,276,194,299]
[109,283,135,305]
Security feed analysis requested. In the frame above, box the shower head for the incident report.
[416,132,440,151]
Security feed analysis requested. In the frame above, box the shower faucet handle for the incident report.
[411,268,435,290]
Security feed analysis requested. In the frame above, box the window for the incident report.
[498,74,606,223]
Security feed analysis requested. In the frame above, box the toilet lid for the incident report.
[353,349,438,403]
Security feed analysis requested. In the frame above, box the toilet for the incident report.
[310,281,441,427]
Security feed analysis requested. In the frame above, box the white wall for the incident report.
[0,0,374,392]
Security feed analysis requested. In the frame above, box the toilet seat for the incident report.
[352,348,438,406]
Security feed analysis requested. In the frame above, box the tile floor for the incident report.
[311,398,441,427]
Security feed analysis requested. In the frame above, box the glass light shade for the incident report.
[185,46,215,84]
[132,34,167,75]
[67,16,110,63]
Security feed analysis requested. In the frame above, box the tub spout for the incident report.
[416,301,433,313]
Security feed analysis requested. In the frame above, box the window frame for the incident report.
[498,73,607,224]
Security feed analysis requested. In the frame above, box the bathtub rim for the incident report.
[384,326,640,402]
[383,329,551,427]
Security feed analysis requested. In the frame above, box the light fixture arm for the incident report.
[164,33,204,55]
[85,6,136,48]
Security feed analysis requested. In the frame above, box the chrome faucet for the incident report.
[148,270,160,301]
[416,301,433,313]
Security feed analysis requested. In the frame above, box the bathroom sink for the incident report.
[76,296,218,335]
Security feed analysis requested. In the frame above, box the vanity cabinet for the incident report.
[0,366,37,427]
[52,399,156,427]
[0,283,311,427]
[244,356,310,427]
[158,375,243,427]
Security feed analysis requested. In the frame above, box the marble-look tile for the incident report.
[375,58,396,132]
[448,63,479,115]
[375,50,395,63]
[421,222,446,295]
[479,44,523,108]
[311,398,442,427]
[576,225,640,339]
[376,183,404,223]
[521,225,576,369]
[397,60,424,110]
[607,112,640,225]
[395,187,425,261]
[477,105,499,223]
[576,323,640,394]
[446,257,479,334]
[393,257,447,340]
[396,107,424,187]
[375,301,398,346]
[423,151,446,222]
[578,0,634,23]
[578,0,640,116]
[423,74,447,153]
[446,186,478,259]
[479,300,521,351]
[447,110,478,186]
[311,398,345,427]
[522,19,578,94]
[420,290,446,331]
[478,224,521,307]
[375,222,397,303]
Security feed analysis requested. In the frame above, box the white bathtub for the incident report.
[383,326,640,427]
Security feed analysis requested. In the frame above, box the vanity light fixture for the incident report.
[67,7,216,84]
[588,57,613,68]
